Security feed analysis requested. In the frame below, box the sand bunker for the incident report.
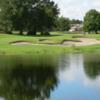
[10,41,33,45]
[10,38,100,46]
[63,38,100,46]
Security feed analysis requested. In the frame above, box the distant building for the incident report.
[69,24,83,32]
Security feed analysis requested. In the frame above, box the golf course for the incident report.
[0,32,100,55]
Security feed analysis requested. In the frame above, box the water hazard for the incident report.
[0,54,100,100]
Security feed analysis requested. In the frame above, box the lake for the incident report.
[0,53,100,100]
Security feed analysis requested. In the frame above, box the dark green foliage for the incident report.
[83,9,100,33]
[0,0,59,35]
[84,61,100,79]
[0,0,13,33]
[70,19,82,24]
[55,16,70,31]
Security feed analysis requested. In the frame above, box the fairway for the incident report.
[0,32,100,55]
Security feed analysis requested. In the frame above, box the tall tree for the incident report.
[27,0,59,35]
[83,9,100,34]
[96,13,100,32]
[0,0,13,33]
[0,0,59,35]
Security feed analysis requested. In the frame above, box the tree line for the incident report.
[0,0,59,35]
[56,9,100,34]
[0,0,83,35]
[0,0,100,35]
[55,9,100,34]
[54,17,82,31]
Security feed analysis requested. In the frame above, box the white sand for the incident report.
[63,38,100,46]
[10,38,100,46]
[11,42,33,45]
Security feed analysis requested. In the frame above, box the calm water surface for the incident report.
[0,54,100,100]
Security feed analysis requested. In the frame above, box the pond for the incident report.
[0,53,100,100]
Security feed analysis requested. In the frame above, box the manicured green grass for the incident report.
[0,32,77,45]
[0,32,100,55]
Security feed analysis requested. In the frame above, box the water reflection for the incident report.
[59,54,84,82]
[0,54,100,100]
[84,54,100,79]
[0,55,59,100]
[51,54,100,100]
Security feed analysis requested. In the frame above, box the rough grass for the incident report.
[0,32,100,55]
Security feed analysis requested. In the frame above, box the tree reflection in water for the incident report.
[84,54,100,79]
[0,55,59,100]
[84,61,100,79]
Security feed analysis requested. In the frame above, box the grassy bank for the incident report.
[0,32,100,55]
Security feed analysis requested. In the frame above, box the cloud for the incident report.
[54,0,100,20]
[92,0,100,10]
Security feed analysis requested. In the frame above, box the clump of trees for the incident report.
[83,9,100,34]
[54,16,70,31]
[70,19,82,24]
[0,0,59,35]
[53,17,82,32]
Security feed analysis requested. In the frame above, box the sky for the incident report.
[54,0,100,20]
